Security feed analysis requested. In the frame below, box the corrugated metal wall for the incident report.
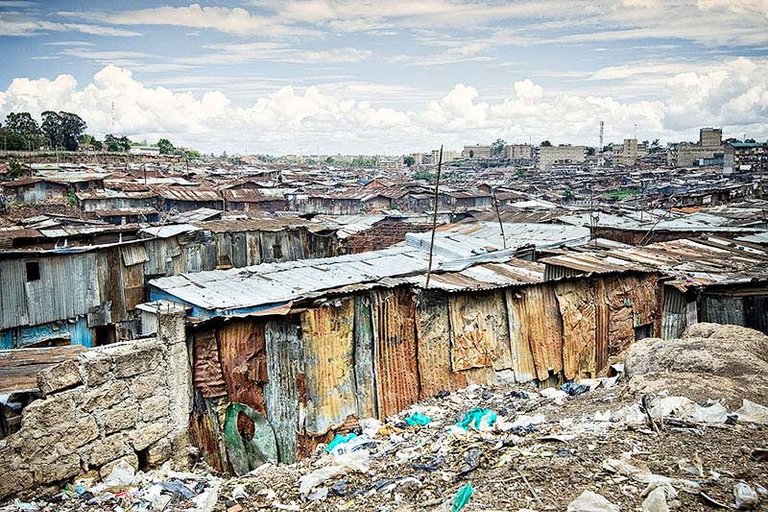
[661,287,687,339]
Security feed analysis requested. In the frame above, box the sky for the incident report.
[0,0,767,155]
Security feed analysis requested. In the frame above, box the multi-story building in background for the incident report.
[504,144,533,160]
[724,142,768,174]
[462,145,492,159]
[537,144,587,170]
[673,127,724,167]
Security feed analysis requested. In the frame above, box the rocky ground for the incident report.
[2,324,767,511]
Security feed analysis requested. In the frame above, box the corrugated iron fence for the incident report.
[188,272,659,472]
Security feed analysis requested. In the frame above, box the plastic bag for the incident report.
[404,412,432,427]
[455,408,497,431]
[451,482,474,512]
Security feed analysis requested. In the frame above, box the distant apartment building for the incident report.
[724,142,768,174]
[673,127,724,167]
[462,145,492,159]
[537,144,587,170]
[504,144,533,160]
[616,138,648,166]
[430,149,461,163]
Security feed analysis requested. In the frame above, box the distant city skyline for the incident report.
[1,0,767,154]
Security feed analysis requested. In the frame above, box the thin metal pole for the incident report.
[493,191,507,250]
[425,145,443,289]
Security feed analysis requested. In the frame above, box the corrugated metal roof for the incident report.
[541,236,768,289]
[155,187,222,202]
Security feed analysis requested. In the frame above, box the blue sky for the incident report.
[1,0,767,154]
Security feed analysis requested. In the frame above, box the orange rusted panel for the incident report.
[448,291,512,371]
[504,290,537,383]
[218,319,268,414]
[192,329,227,398]
[554,280,597,380]
[300,299,358,436]
[415,291,467,398]
[372,288,420,418]
[594,279,610,374]
[521,285,563,381]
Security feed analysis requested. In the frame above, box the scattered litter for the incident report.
[455,407,497,431]
[403,412,432,427]
[642,486,670,512]
[735,400,768,425]
[326,433,358,453]
[734,482,759,510]
[567,490,620,512]
[540,387,567,400]
[603,453,699,492]
[561,382,590,396]
[451,483,474,512]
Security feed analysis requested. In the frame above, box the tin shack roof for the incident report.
[149,245,546,318]
[540,236,768,290]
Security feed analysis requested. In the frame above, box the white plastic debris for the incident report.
[540,388,567,400]
[734,482,759,510]
[359,417,383,438]
[102,460,136,488]
[510,414,546,429]
[567,490,620,512]
[687,401,729,424]
[603,453,699,493]
[231,484,249,501]
[735,400,768,425]
[186,479,221,512]
[649,396,729,424]
[298,450,371,497]
[642,487,670,512]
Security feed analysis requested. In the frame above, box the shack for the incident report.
[149,245,660,473]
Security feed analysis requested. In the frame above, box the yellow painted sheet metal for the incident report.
[448,292,511,371]
[300,299,357,436]
[416,292,467,398]
[554,280,596,380]
[505,290,537,383]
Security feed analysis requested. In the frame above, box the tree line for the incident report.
[0,111,193,156]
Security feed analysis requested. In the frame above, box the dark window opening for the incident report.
[25,261,40,282]
[272,243,283,260]
[634,323,652,341]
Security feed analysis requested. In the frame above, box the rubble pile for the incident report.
[627,323,768,406]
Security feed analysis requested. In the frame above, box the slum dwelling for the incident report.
[148,245,660,474]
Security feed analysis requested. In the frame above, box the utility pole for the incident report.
[425,145,443,289]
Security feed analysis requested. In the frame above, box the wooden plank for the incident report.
[522,286,563,381]
[0,345,86,393]
[505,290,537,383]
[353,294,377,418]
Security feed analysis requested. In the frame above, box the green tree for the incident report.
[157,138,176,154]
[491,138,506,158]
[540,140,552,147]
[4,112,43,149]
[403,155,416,167]
[0,127,28,150]
[42,111,87,151]
[104,134,132,152]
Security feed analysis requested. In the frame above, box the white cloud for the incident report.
[0,61,766,154]
[0,16,141,37]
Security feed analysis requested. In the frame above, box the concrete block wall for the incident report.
[0,309,190,500]
[343,220,433,254]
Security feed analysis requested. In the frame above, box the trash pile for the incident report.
[0,460,222,512]
[209,376,768,511]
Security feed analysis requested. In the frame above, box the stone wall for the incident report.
[0,308,190,500]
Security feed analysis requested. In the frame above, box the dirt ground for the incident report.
[211,381,768,512]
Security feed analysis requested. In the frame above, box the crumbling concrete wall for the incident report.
[0,308,190,500]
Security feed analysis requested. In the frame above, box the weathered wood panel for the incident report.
[0,345,86,393]
[218,319,268,414]
[555,280,596,380]
[448,291,512,371]
[371,289,419,418]
[192,329,227,398]
[504,290,536,383]
[416,292,467,398]
[300,299,357,436]
[522,286,563,381]
[353,295,377,418]
[263,318,304,463]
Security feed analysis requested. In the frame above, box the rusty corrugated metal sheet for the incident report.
[218,319,268,414]
[263,318,304,463]
[121,244,148,266]
[416,292,467,398]
[661,287,687,339]
[448,292,512,371]
[554,280,596,380]
[594,279,610,373]
[521,286,563,381]
[353,295,377,418]
[0,259,29,330]
[300,299,357,436]
[371,289,420,418]
[504,290,536,383]
[193,329,228,398]
[123,262,145,311]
